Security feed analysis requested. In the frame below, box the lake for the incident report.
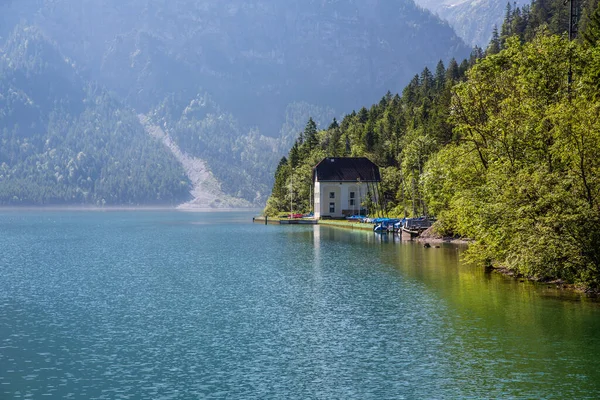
[1,210,599,399]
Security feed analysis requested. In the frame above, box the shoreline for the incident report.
[0,205,177,211]
[416,236,471,245]
[0,205,260,212]
[490,266,600,297]
[314,220,599,298]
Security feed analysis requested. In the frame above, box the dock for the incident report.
[317,220,375,231]
[252,216,373,230]
[253,216,317,225]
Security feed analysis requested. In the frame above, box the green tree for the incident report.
[303,117,318,152]
[487,26,501,55]
[582,1,600,46]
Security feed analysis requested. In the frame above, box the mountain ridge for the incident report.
[0,0,472,205]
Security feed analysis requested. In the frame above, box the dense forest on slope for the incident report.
[266,0,600,289]
[0,0,470,205]
[0,27,190,205]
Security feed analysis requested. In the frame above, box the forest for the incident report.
[0,27,190,205]
[0,0,471,206]
[265,0,600,289]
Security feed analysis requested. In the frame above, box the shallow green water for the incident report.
[1,210,599,399]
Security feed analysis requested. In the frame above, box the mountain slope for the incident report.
[0,0,472,205]
[17,0,469,128]
[138,114,251,208]
[0,26,190,205]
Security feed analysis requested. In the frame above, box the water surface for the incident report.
[1,211,599,399]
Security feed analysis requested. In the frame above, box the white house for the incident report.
[312,157,381,219]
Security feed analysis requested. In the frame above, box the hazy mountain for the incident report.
[0,0,471,205]
[0,26,191,205]
[414,0,530,46]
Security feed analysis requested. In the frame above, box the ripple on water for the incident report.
[1,211,600,399]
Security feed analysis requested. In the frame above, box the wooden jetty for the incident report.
[253,216,317,225]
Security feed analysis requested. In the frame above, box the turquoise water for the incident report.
[1,211,599,399]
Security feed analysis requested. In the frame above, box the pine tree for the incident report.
[420,67,434,98]
[445,58,460,83]
[458,59,470,76]
[501,2,513,44]
[487,26,501,55]
[434,60,446,91]
[304,117,318,151]
[327,125,342,157]
[582,2,600,46]
[289,141,300,168]
[364,119,376,152]
[469,46,484,66]
[379,90,393,108]
[328,117,339,130]
[511,7,523,38]
[357,107,369,124]
[272,157,290,201]
[402,74,420,103]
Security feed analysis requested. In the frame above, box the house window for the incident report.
[329,202,335,213]
[349,199,355,206]
[350,192,355,199]
[329,192,335,199]
[349,191,355,206]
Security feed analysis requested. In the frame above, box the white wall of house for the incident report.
[314,178,374,218]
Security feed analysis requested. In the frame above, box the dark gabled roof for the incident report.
[313,157,381,182]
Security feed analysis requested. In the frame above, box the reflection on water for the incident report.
[0,211,599,399]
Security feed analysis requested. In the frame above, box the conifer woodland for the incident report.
[265,0,600,289]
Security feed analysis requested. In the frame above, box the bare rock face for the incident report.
[138,114,251,208]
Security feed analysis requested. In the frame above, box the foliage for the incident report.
[265,0,600,289]
[264,55,476,217]
[0,26,190,205]
[440,32,600,286]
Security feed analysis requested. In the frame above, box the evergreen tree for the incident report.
[364,119,376,152]
[434,60,446,91]
[328,117,339,130]
[271,156,290,200]
[469,46,484,66]
[500,2,513,44]
[582,2,600,45]
[510,7,525,39]
[327,125,342,156]
[420,67,434,98]
[458,59,470,76]
[402,75,420,103]
[357,107,369,124]
[304,117,318,151]
[344,134,351,156]
[289,141,300,168]
[379,91,392,108]
[487,26,501,55]
[445,58,460,83]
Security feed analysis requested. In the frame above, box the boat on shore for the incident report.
[373,218,400,233]
[373,216,433,236]
[401,217,433,236]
